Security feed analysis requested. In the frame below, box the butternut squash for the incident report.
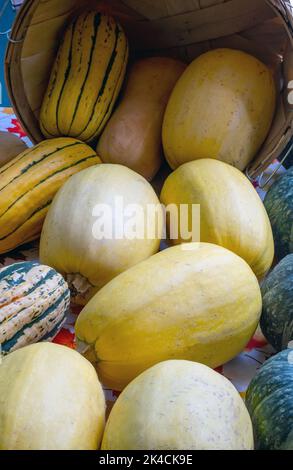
[97,57,186,180]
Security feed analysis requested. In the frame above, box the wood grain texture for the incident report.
[4,0,293,175]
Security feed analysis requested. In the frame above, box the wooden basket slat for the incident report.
[241,18,288,56]
[121,0,202,20]
[21,52,56,117]
[4,0,293,175]
[22,14,74,58]
[121,0,237,21]
[28,0,77,25]
[124,0,276,51]
[247,111,292,178]
[283,39,293,87]
[5,0,43,142]
[139,30,284,75]
[210,31,284,67]
[249,35,293,172]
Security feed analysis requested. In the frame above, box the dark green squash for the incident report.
[279,146,293,170]
[283,152,293,170]
[246,349,293,450]
[260,254,293,351]
[264,167,293,260]
[280,142,293,170]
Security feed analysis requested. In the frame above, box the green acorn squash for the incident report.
[264,168,293,260]
[260,254,293,351]
[246,349,293,450]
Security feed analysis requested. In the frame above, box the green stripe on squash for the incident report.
[0,153,97,242]
[0,261,70,355]
[39,11,128,142]
[0,137,101,254]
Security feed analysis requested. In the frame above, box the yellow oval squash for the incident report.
[0,342,105,450]
[160,159,274,278]
[40,164,163,304]
[162,48,276,170]
[101,360,254,450]
[97,57,186,180]
[75,243,262,391]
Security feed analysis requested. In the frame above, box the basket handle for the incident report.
[246,138,292,188]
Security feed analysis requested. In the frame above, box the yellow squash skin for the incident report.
[40,11,128,142]
[101,360,254,450]
[97,57,186,180]
[162,48,276,170]
[0,137,101,254]
[0,343,105,450]
[75,243,262,391]
[40,164,163,304]
[160,159,274,278]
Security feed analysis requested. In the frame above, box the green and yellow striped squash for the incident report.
[0,262,70,355]
[0,137,101,254]
[40,11,129,142]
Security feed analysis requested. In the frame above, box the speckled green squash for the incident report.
[0,262,70,354]
[246,349,293,450]
[260,254,293,351]
[264,168,293,260]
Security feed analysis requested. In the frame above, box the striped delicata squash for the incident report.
[0,137,101,254]
[40,11,129,142]
[0,262,70,355]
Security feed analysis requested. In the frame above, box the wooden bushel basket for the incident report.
[5,0,293,180]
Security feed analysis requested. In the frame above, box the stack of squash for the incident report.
[0,8,292,451]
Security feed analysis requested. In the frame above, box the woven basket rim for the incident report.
[4,0,293,178]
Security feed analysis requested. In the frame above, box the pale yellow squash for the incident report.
[40,164,163,304]
[162,48,276,170]
[0,343,105,450]
[160,159,274,278]
[101,360,254,450]
[75,243,262,391]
